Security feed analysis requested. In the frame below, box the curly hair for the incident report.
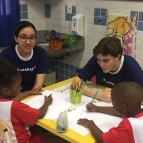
[0,59,19,88]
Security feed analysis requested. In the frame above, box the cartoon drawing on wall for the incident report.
[106,16,131,41]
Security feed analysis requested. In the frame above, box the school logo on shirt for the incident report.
[17,66,36,72]
[103,78,114,86]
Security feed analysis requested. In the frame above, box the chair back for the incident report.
[0,121,12,143]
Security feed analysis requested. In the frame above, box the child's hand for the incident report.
[86,103,98,112]
[77,118,93,128]
[31,86,43,95]
[44,95,53,105]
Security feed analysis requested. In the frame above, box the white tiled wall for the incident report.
[20,0,46,30]
[20,0,143,69]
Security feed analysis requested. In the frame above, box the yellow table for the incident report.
[26,78,104,143]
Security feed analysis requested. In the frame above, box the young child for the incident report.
[77,82,143,143]
[0,59,65,143]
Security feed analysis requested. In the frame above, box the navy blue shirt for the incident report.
[0,45,48,92]
[78,55,143,88]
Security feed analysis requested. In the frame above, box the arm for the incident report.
[83,86,112,103]
[33,47,48,89]
[86,104,121,117]
[38,95,53,118]
[72,76,112,103]
[78,119,131,143]
[77,119,103,143]
[15,86,42,101]
[32,74,46,89]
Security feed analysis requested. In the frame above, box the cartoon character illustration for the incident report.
[107,16,131,41]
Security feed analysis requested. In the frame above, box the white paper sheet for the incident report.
[53,84,142,135]
[25,90,72,120]
[67,103,123,133]
[24,84,123,136]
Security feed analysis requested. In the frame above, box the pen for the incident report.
[48,94,52,97]
[90,90,98,105]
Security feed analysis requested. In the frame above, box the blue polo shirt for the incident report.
[0,45,48,92]
[78,55,143,88]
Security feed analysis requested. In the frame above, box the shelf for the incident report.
[36,36,85,60]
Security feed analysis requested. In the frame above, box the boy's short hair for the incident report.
[93,37,123,57]
[111,82,143,105]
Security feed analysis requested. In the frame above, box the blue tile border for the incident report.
[59,61,64,69]
[70,65,75,73]
[48,61,78,82]
[72,6,76,14]
[65,70,69,77]
[60,68,64,75]
[45,4,51,18]
[130,11,143,31]
[20,4,28,19]
[70,72,75,77]
[94,8,107,26]
[94,8,100,16]
[101,8,107,17]
[94,17,100,25]
[138,21,143,31]
[139,12,143,21]
[130,11,138,17]
[22,4,28,11]
[45,4,51,11]
[65,13,71,21]
[65,5,76,21]
[65,63,70,71]
[45,11,51,18]
[22,12,28,19]
[75,66,79,72]
[100,17,107,26]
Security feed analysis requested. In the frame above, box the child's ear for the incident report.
[3,87,10,95]
[122,104,127,112]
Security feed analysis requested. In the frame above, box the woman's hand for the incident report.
[31,86,43,95]
[96,87,112,103]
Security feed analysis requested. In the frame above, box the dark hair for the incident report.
[10,21,36,47]
[93,37,123,58]
[0,59,20,88]
[112,82,143,105]
[14,21,36,36]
